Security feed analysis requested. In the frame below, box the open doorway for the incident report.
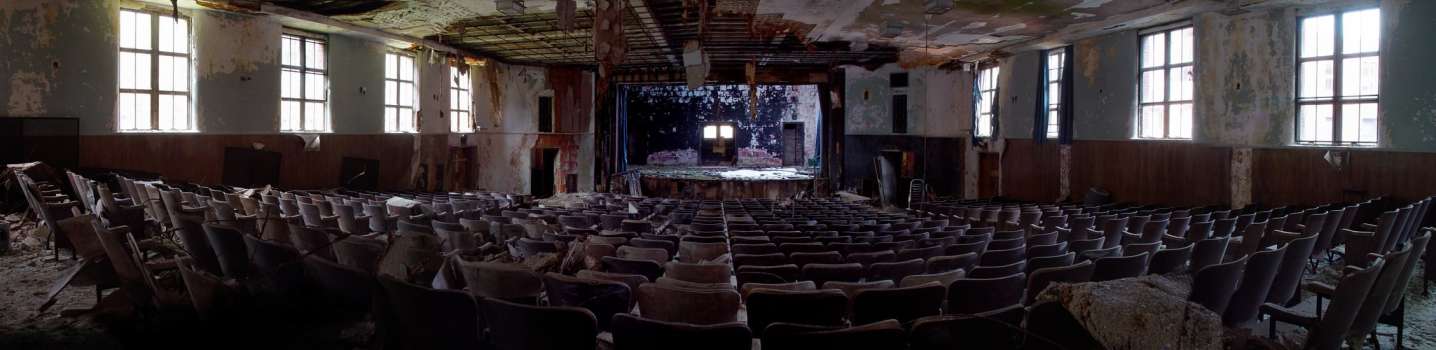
[782,122,805,166]
[700,122,736,165]
[531,148,559,198]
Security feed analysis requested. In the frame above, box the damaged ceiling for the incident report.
[258,0,1224,68]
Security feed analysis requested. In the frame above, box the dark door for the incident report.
[339,157,380,191]
[531,148,559,198]
[979,152,1000,198]
[782,123,804,166]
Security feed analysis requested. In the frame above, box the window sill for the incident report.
[1131,137,1194,142]
[280,130,332,134]
[1290,142,1378,149]
[117,129,200,134]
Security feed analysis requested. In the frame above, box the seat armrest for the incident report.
[1358,223,1379,231]
[1260,303,1317,328]
[1343,228,1374,238]
[1303,281,1337,298]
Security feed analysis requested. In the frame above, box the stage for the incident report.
[617,166,822,200]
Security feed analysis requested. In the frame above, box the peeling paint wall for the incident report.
[0,0,116,133]
[0,0,596,194]
[1071,31,1136,140]
[1379,0,1436,151]
[623,84,820,167]
[844,64,967,137]
[1193,10,1295,146]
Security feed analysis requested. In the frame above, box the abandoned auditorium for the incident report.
[4,0,1436,349]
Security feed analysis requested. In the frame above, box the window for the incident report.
[450,66,474,132]
[383,53,418,133]
[1297,8,1380,145]
[702,124,734,140]
[891,72,909,134]
[975,66,1000,138]
[1137,25,1194,139]
[538,95,555,132]
[118,9,194,132]
[280,33,329,132]
[1044,49,1066,139]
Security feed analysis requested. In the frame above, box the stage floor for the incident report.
[630,166,817,181]
[623,166,820,199]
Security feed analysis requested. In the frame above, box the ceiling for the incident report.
[259,0,1233,69]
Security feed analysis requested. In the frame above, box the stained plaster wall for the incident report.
[0,0,596,194]
[470,62,597,194]
[1000,0,1436,150]
[842,64,971,196]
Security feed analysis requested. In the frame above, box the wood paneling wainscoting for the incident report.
[1003,139,1436,208]
[1252,148,1436,205]
[1003,140,1232,207]
[79,134,428,190]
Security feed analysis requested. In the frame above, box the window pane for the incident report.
[398,82,413,107]
[703,125,717,139]
[157,17,174,54]
[1342,9,1380,54]
[305,72,325,100]
[282,36,301,66]
[1299,60,1335,99]
[119,93,137,130]
[305,102,325,131]
[1047,83,1060,106]
[401,108,416,132]
[1047,110,1060,138]
[1168,103,1192,139]
[1139,105,1164,138]
[1301,15,1334,58]
[1298,104,1334,143]
[305,40,325,70]
[133,12,152,49]
[384,80,397,105]
[1341,56,1379,98]
[1169,66,1193,101]
[134,53,152,90]
[119,52,136,89]
[1141,70,1165,103]
[1141,33,1165,68]
[1341,103,1379,143]
[280,100,298,130]
[719,125,734,139]
[398,56,412,81]
[1171,27,1194,64]
[157,94,175,130]
[386,54,398,79]
[134,93,152,130]
[158,55,174,91]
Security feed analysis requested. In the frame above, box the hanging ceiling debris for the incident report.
[259,0,1250,68]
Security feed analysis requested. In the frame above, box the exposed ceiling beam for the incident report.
[631,0,680,65]
[971,0,1230,61]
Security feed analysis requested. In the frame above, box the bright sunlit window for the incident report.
[385,53,417,133]
[1137,25,1194,140]
[975,66,1000,138]
[702,124,734,139]
[1297,8,1380,145]
[118,9,194,132]
[450,66,474,132]
[280,33,329,132]
[1044,49,1066,139]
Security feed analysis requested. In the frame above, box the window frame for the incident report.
[1136,23,1195,140]
[280,31,330,133]
[1294,7,1381,146]
[450,65,475,133]
[975,65,1000,138]
[383,51,418,133]
[1044,48,1066,139]
[117,8,195,133]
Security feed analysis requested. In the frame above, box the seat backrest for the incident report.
[1189,236,1229,273]
[1266,232,1319,306]
[799,263,864,286]
[926,253,978,274]
[664,261,731,284]
[1347,242,1414,338]
[201,223,252,279]
[865,258,925,282]
[456,260,544,302]
[899,269,965,288]
[1148,243,1194,275]
[746,288,849,336]
[1221,244,1287,326]
[636,283,740,325]
[910,307,1026,350]
[1026,260,1094,305]
[947,273,1025,315]
[1303,259,1385,350]
[761,319,905,350]
[1383,230,1430,314]
[852,282,945,325]
[542,273,631,331]
[610,313,751,350]
[1025,252,1075,274]
[1188,255,1247,314]
[375,275,480,350]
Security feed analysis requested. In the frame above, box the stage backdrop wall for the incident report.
[623,84,820,167]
